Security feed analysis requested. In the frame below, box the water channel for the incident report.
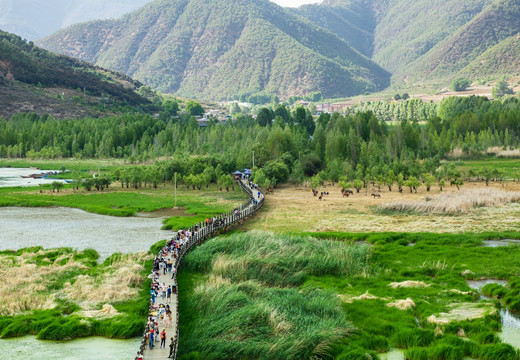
[0,167,67,187]
[0,168,169,358]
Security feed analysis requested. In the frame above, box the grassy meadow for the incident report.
[0,246,154,340]
[177,231,520,360]
[243,180,520,234]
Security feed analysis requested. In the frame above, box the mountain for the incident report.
[0,30,152,119]
[37,0,390,100]
[459,34,520,78]
[0,0,152,41]
[395,0,520,83]
[290,0,376,57]
[294,0,494,74]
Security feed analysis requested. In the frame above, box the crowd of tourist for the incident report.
[136,178,263,359]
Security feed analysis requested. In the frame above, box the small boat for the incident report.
[20,175,31,178]
[30,167,39,170]
[65,180,72,184]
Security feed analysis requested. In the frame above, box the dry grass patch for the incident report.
[61,253,151,309]
[380,188,520,215]
[244,182,520,233]
[389,280,430,289]
[0,249,151,316]
[387,298,416,310]
[427,302,496,324]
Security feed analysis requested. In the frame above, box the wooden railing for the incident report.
[138,179,264,359]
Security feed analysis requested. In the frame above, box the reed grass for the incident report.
[379,188,520,215]
[177,232,370,359]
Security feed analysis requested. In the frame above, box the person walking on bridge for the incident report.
[160,329,166,348]
[148,329,154,350]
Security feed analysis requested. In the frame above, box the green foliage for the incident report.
[451,77,471,92]
[492,79,514,99]
[185,100,204,116]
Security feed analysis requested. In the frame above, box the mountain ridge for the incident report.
[38,0,390,100]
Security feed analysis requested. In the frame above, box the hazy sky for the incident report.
[271,0,323,7]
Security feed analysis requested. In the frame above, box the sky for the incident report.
[271,0,323,7]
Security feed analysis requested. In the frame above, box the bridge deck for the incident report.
[141,179,262,359]
[141,263,178,359]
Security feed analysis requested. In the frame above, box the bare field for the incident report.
[244,182,520,233]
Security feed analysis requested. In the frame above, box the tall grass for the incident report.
[182,231,372,286]
[177,232,370,359]
[379,188,520,215]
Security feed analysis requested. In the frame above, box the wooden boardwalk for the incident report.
[139,179,263,360]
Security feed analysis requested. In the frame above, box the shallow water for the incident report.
[466,279,507,290]
[482,239,520,247]
[0,336,140,360]
[500,309,520,349]
[0,167,67,187]
[465,280,520,349]
[0,207,170,260]
[380,348,405,360]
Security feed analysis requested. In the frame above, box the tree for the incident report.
[479,167,492,186]
[394,94,401,101]
[452,178,464,190]
[51,181,63,193]
[263,160,289,184]
[185,100,204,116]
[162,99,179,118]
[438,179,445,191]
[83,178,94,192]
[203,166,215,188]
[385,170,396,191]
[256,108,273,127]
[451,78,470,92]
[310,174,322,190]
[397,173,405,192]
[353,179,364,193]
[150,165,162,189]
[492,79,513,99]
[404,176,420,193]
[218,174,234,192]
[338,179,352,191]
[424,174,436,192]
[72,171,82,191]
[289,160,304,186]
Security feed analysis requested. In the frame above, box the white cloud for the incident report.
[270,0,323,7]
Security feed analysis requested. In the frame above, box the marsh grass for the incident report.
[178,232,371,360]
[0,246,154,340]
[183,231,372,286]
[379,188,520,215]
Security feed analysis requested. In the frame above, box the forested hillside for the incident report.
[37,0,390,100]
[397,0,520,83]
[459,34,520,78]
[295,0,520,87]
[0,0,151,41]
[295,0,493,75]
[290,0,375,57]
[0,30,153,119]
